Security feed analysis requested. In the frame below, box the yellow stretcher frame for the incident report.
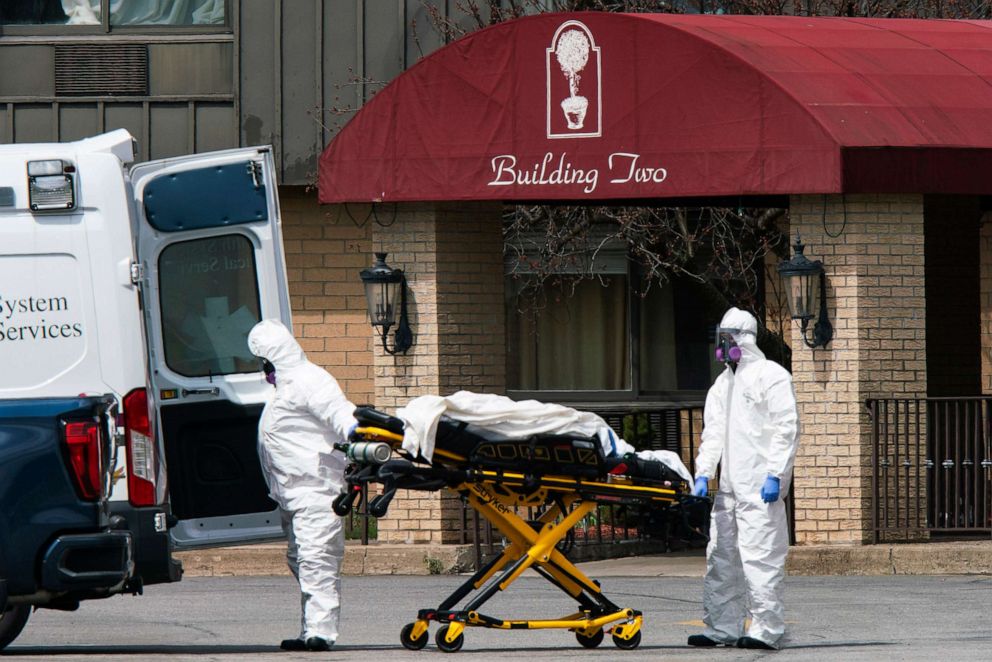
[350,425,683,653]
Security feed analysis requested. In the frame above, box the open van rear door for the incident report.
[130,146,289,549]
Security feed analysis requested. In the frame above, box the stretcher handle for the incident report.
[368,487,396,518]
[353,406,405,435]
[332,484,363,516]
[353,427,404,445]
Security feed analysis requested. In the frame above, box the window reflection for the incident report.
[639,278,722,392]
[506,274,722,394]
[1,1,69,24]
[508,277,630,391]
[159,235,260,377]
[2,1,225,25]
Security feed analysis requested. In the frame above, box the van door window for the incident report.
[158,235,260,377]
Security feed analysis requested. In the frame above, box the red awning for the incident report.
[318,14,992,203]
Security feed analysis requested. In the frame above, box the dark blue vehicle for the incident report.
[0,397,137,648]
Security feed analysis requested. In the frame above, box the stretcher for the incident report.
[333,406,708,653]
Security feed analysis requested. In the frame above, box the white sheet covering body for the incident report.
[396,391,692,483]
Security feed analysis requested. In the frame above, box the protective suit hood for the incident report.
[718,307,764,363]
[248,319,307,371]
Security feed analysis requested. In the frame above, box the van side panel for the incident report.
[0,150,145,401]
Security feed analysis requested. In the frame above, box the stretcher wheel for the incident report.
[612,630,641,650]
[575,628,604,648]
[400,622,428,651]
[435,625,464,653]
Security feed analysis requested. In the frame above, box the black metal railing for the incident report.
[868,397,992,542]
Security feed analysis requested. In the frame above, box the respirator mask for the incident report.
[715,326,744,365]
[261,358,276,386]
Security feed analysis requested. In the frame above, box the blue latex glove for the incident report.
[760,476,781,503]
[692,476,709,498]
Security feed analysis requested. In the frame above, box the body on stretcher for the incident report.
[333,405,710,653]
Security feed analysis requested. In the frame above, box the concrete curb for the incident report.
[175,540,991,578]
[176,543,477,577]
[786,541,992,576]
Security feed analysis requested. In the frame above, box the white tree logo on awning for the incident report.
[556,30,590,128]
[547,20,601,139]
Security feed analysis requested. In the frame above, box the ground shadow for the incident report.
[1,643,397,656]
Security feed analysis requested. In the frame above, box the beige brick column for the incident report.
[368,202,506,544]
[281,189,373,403]
[788,194,927,544]
[281,194,505,544]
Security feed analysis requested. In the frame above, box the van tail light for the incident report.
[62,421,103,501]
[123,388,157,507]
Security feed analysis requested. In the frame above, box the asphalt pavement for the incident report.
[4,573,990,661]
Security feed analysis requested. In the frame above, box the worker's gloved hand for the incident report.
[692,476,709,498]
[347,422,359,442]
[760,476,780,503]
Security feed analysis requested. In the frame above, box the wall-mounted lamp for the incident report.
[359,252,413,355]
[777,235,832,349]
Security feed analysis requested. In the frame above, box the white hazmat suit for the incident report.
[247,319,357,646]
[694,307,799,649]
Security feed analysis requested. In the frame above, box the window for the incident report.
[158,235,260,377]
[638,277,723,393]
[508,277,630,391]
[2,1,226,27]
[506,244,724,399]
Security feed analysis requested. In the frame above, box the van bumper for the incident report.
[40,531,132,593]
[108,503,183,586]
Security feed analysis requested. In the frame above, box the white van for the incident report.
[0,129,290,588]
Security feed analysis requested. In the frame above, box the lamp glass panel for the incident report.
[364,280,400,327]
[784,272,819,320]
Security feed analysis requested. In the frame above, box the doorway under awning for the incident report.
[318,13,992,204]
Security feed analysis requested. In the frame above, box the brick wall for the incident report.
[280,189,374,404]
[366,203,441,411]
[368,202,506,544]
[279,197,508,545]
[788,194,927,544]
[435,205,507,393]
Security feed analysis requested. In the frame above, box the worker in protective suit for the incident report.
[247,319,358,652]
[688,307,799,650]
